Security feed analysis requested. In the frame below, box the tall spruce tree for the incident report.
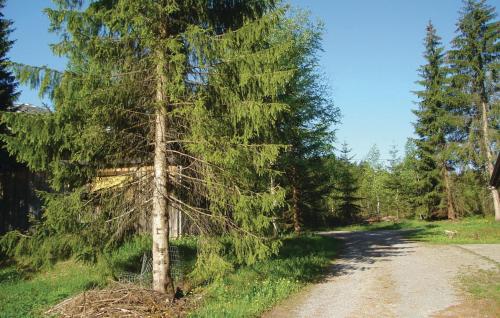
[448,0,500,220]
[0,0,17,111]
[274,15,339,232]
[413,22,456,219]
[1,0,300,296]
[0,0,20,234]
[332,142,361,223]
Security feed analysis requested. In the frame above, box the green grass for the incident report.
[0,234,340,318]
[335,217,500,244]
[461,267,500,303]
[458,266,500,316]
[0,261,102,318]
[189,234,340,317]
[0,235,197,318]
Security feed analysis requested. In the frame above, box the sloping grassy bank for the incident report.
[335,217,500,244]
[0,233,340,318]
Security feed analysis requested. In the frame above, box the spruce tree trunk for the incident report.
[480,102,500,221]
[395,189,399,220]
[152,54,175,296]
[376,194,380,215]
[291,168,301,234]
[443,167,456,219]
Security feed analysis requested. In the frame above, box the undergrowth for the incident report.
[189,233,340,317]
[0,233,340,318]
[0,236,198,318]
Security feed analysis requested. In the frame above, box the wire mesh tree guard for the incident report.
[118,245,183,287]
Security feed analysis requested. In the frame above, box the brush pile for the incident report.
[46,282,190,318]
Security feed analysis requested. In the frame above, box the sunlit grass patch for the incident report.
[335,217,500,244]
[461,267,500,303]
[0,261,102,318]
[457,266,500,316]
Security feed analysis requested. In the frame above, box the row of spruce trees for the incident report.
[413,0,499,220]
[330,0,499,223]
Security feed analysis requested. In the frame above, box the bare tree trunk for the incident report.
[291,168,301,234]
[480,102,500,221]
[376,194,380,215]
[395,189,399,220]
[152,54,175,297]
[443,167,456,220]
[270,176,278,237]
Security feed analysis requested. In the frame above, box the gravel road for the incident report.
[263,230,499,318]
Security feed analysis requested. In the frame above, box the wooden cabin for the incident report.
[93,165,187,238]
[0,104,50,234]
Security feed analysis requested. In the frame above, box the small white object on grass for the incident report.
[444,230,457,238]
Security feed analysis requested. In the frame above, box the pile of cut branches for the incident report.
[46,282,191,318]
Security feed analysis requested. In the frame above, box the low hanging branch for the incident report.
[9,62,64,100]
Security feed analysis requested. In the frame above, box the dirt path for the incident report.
[263,230,499,318]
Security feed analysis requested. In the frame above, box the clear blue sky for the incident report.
[4,0,499,160]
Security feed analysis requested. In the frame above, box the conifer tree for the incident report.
[332,142,361,223]
[0,0,17,111]
[273,15,339,232]
[448,0,500,220]
[400,140,422,217]
[0,0,20,233]
[413,22,456,219]
[1,0,300,296]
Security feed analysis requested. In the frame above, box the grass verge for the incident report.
[461,266,500,304]
[0,233,340,318]
[436,266,500,317]
[335,217,500,244]
[458,266,500,316]
[189,233,340,317]
[0,261,102,318]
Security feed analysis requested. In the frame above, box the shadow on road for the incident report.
[321,229,423,279]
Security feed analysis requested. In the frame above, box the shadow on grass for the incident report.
[108,236,198,281]
[369,222,438,231]
[243,234,342,285]
[0,266,22,284]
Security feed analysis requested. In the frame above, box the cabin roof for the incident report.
[8,103,50,114]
